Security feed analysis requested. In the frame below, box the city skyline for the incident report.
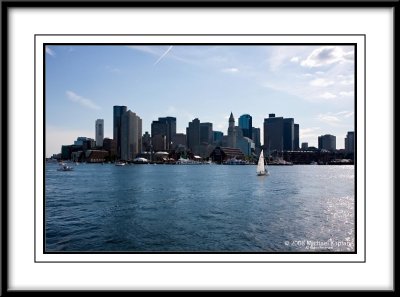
[45,45,355,157]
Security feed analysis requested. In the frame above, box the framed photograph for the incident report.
[2,0,396,292]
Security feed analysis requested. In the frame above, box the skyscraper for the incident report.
[200,122,213,144]
[239,114,253,139]
[158,117,176,150]
[213,131,223,144]
[252,127,261,148]
[186,118,200,151]
[294,124,300,151]
[151,117,176,151]
[264,114,283,153]
[113,105,127,159]
[142,132,151,152]
[318,134,336,151]
[121,110,142,161]
[151,120,167,151]
[95,119,104,147]
[227,112,236,148]
[345,131,355,153]
[264,114,298,152]
[283,118,294,151]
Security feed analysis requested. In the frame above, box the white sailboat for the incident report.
[256,150,269,176]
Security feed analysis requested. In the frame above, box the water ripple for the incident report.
[45,163,355,252]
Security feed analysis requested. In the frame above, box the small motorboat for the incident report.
[57,163,74,171]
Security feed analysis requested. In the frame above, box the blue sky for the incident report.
[45,45,354,157]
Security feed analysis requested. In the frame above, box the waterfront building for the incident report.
[236,137,255,157]
[345,131,355,153]
[61,137,96,160]
[95,119,104,147]
[283,118,294,151]
[294,124,300,151]
[264,114,283,153]
[252,127,261,148]
[318,134,336,151]
[221,135,229,147]
[186,118,200,151]
[151,120,167,151]
[172,133,187,149]
[263,113,299,153]
[200,122,213,144]
[51,153,62,160]
[121,110,142,161]
[158,117,176,150]
[152,134,167,152]
[239,114,253,139]
[74,137,95,151]
[196,143,216,159]
[71,151,83,162]
[103,138,116,159]
[85,150,109,163]
[61,145,72,160]
[209,146,245,164]
[142,132,151,152]
[224,112,255,156]
[151,117,176,151]
[227,112,237,148]
[301,142,309,150]
[61,144,82,160]
[113,105,127,159]
[213,131,223,145]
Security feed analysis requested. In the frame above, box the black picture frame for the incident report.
[1,0,397,293]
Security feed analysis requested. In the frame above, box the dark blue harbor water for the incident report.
[45,163,355,252]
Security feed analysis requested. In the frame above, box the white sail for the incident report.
[257,150,268,176]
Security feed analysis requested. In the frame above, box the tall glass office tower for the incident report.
[113,105,127,159]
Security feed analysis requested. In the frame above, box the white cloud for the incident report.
[46,46,55,56]
[310,78,335,87]
[337,111,354,118]
[339,91,354,97]
[267,47,308,71]
[300,127,321,138]
[344,112,354,118]
[340,80,354,85]
[317,111,354,127]
[221,67,239,73]
[320,92,337,99]
[317,114,341,125]
[66,91,100,110]
[300,46,354,68]
[261,46,355,103]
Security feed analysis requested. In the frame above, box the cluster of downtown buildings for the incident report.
[57,105,355,164]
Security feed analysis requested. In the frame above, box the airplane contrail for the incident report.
[154,46,173,66]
